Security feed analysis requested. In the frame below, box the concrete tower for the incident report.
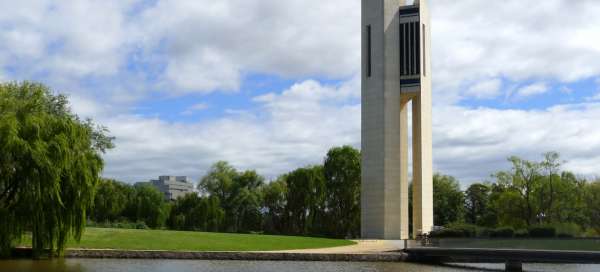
[361,0,433,239]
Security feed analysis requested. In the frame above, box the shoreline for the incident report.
[11,248,407,262]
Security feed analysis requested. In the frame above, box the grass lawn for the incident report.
[19,227,355,252]
[437,238,600,251]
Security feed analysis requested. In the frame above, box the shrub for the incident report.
[514,229,529,238]
[528,226,556,238]
[553,223,582,238]
[430,223,478,238]
[446,223,478,238]
[557,233,574,238]
[477,227,493,238]
[490,227,515,238]
[429,228,467,238]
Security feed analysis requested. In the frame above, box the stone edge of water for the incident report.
[12,248,408,262]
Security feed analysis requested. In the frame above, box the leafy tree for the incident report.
[0,82,114,257]
[199,161,236,203]
[284,166,326,235]
[584,181,600,234]
[261,179,287,234]
[323,146,361,238]
[230,170,264,232]
[433,174,465,226]
[167,193,224,231]
[494,156,542,227]
[464,183,495,227]
[198,162,263,233]
[539,152,561,222]
[126,184,170,228]
[90,179,133,222]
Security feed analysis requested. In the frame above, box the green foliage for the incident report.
[167,194,224,232]
[323,146,361,238]
[430,223,478,238]
[465,183,495,227]
[528,226,556,238]
[90,179,133,222]
[0,82,113,257]
[284,165,326,235]
[261,179,287,234]
[584,181,600,234]
[198,162,263,233]
[489,227,515,238]
[87,220,149,230]
[514,229,529,238]
[128,184,171,228]
[433,174,465,226]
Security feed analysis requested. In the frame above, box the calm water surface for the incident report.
[0,259,599,272]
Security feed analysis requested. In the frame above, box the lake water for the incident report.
[0,259,599,272]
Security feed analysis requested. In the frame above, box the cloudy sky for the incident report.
[2,0,600,186]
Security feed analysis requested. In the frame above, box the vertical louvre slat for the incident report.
[404,23,409,76]
[400,24,405,76]
[408,22,413,75]
[411,22,414,75]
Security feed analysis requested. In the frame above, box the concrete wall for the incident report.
[361,0,433,240]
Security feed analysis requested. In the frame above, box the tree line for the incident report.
[90,146,362,238]
[430,152,600,238]
[92,152,600,239]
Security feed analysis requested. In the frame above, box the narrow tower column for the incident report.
[361,0,408,240]
[361,0,433,240]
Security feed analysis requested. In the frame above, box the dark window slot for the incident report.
[416,22,420,75]
[422,24,426,76]
[366,25,372,78]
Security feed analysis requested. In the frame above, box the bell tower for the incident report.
[361,0,433,240]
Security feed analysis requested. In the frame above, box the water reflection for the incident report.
[1,259,599,272]
[0,259,467,272]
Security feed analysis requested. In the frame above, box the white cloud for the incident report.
[515,82,548,98]
[101,78,361,182]
[2,0,600,100]
[431,0,600,102]
[465,78,502,99]
[433,103,600,183]
[0,1,131,77]
[133,0,360,93]
[181,103,209,115]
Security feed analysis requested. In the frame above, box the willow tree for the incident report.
[0,82,114,257]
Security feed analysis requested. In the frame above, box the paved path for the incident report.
[273,240,403,254]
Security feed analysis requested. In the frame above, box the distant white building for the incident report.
[146,176,195,201]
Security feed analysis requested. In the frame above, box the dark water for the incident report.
[0,259,599,272]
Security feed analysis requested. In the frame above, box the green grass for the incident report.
[18,227,355,252]
[437,238,600,251]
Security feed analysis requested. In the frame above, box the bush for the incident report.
[477,227,493,238]
[553,223,582,238]
[528,226,556,238]
[557,232,574,238]
[430,223,478,238]
[429,228,467,238]
[490,227,515,238]
[87,220,149,230]
[514,229,529,238]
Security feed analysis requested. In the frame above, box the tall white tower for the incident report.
[361,0,433,240]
